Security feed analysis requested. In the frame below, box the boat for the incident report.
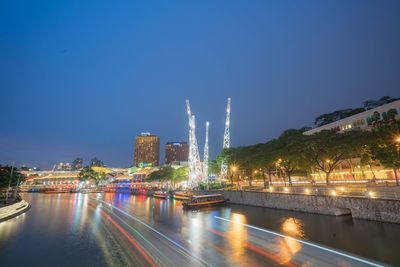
[182,194,226,209]
[153,191,169,199]
[80,189,103,194]
[44,189,70,194]
[173,191,193,201]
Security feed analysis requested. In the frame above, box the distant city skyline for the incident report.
[1,1,399,169]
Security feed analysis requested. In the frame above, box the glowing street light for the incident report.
[231,165,237,173]
[284,187,289,193]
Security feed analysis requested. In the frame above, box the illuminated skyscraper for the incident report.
[134,133,160,167]
[165,142,189,165]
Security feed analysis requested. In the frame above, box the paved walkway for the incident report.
[0,200,30,222]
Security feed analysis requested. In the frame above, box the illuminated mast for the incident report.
[186,100,203,186]
[203,121,209,182]
[221,98,231,178]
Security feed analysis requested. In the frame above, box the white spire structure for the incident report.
[221,97,231,178]
[186,100,203,187]
[203,121,209,182]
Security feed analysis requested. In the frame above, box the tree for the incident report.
[72,158,83,170]
[304,131,350,185]
[208,160,220,175]
[90,157,104,167]
[369,120,400,186]
[275,129,309,186]
[78,166,108,186]
[360,145,379,182]
[78,166,95,181]
[314,108,365,127]
[171,167,188,189]
[0,165,25,189]
[147,166,174,189]
[341,130,368,180]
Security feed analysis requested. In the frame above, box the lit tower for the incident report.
[220,98,231,177]
[203,121,209,182]
[186,100,203,186]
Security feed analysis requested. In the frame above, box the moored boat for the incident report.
[182,194,226,209]
[153,191,169,199]
[44,189,70,194]
[173,191,193,201]
[81,189,103,194]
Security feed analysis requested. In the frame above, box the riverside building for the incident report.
[165,142,189,165]
[304,100,400,135]
[303,99,400,182]
[134,133,160,167]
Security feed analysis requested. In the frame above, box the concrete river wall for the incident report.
[0,200,30,222]
[200,190,400,224]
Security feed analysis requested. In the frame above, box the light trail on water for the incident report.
[87,202,158,267]
[90,197,211,267]
[214,216,384,267]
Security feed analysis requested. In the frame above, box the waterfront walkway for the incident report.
[0,200,30,222]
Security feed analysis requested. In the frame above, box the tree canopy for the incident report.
[216,118,400,186]
[0,166,25,189]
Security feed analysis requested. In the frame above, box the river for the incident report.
[0,193,399,266]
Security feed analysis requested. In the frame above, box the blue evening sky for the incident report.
[0,1,399,168]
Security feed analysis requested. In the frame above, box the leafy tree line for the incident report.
[217,118,400,187]
[0,165,25,189]
[147,166,189,190]
[77,157,107,186]
[71,157,104,170]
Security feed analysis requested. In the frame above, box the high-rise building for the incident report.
[134,133,160,167]
[165,142,189,165]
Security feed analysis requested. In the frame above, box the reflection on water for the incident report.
[0,193,399,266]
[281,217,305,238]
[0,213,26,248]
[278,217,304,264]
[228,213,247,262]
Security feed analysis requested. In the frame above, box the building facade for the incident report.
[165,142,189,165]
[303,99,400,182]
[304,100,400,135]
[134,133,160,167]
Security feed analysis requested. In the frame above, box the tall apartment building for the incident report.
[134,133,160,167]
[165,142,189,165]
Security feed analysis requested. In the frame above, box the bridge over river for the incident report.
[1,193,399,266]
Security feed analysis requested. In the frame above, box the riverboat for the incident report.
[44,189,70,194]
[182,194,226,209]
[81,189,103,194]
[173,191,193,201]
[153,191,169,199]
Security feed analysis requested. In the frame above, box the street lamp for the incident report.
[230,165,237,188]
[395,136,400,143]
[231,165,237,173]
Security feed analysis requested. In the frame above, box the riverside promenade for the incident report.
[199,189,400,224]
[0,200,30,222]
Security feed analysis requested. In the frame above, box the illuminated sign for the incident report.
[138,162,153,168]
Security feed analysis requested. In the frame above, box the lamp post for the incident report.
[395,136,400,186]
[250,170,258,187]
[230,165,237,188]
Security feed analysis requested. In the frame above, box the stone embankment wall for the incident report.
[200,190,400,224]
[0,200,30,222]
